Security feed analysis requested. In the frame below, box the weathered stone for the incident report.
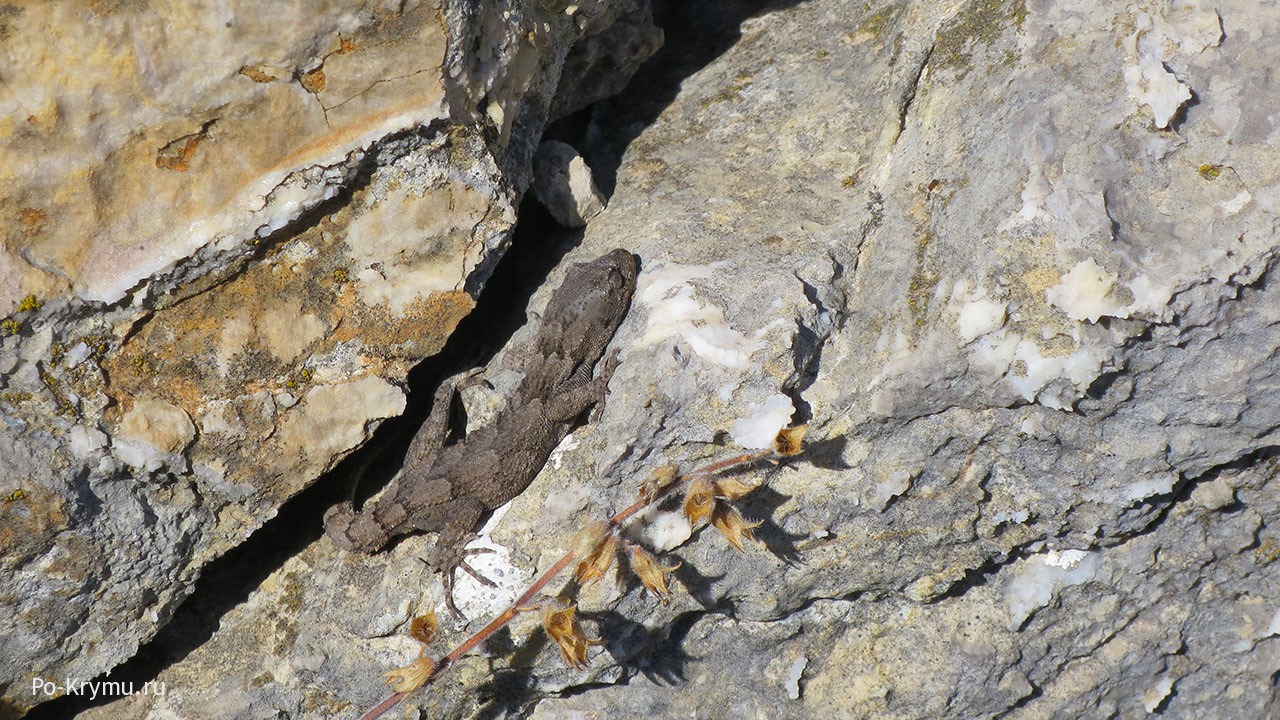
[531,140,606,227]
[18,0,1280,718]
[0,0,662,716]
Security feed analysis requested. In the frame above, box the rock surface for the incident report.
[9,0,1280,719]
[530,140,607,227]
[0,0,659,716]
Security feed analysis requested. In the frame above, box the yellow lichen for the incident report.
[16,294,42,313]
[1256,536,1280,564]
[238,65,277,83]
[131,355,158,377]
[299,67,327,94]
[285,368,315,389]
[39,369,74,415]
[81,335,111,362]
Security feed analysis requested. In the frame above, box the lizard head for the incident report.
[539,249,637,346]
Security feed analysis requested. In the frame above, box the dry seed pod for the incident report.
[774,425,808,456]
[712,476,759,500]
[384,654,436,693]
[570,520,608,557]
[710,503,762,551]
[638,465,681,501]
[630,546,681,604]
[408,609,439,645]
[574,533,618,586]
[542,598,592,669]
[683,478,715,525]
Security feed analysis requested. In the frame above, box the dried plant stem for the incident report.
[358,447,776,720]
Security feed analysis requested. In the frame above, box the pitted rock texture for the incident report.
[0,1,660,717]
[13,0,1280,719]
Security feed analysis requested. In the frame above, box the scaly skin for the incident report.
[324,249,637,612]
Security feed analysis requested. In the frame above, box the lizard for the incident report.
[324,248,638,614]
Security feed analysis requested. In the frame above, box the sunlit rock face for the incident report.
[0,0,660,715]
[13,1,1280,719]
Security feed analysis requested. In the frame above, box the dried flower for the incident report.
[384,653,436,693]
[630,546,681,604]
[774,425,808,456]
[684,478,715,525]
[712,477,759,500]
[638,465,680,501]
[571,521,608,557]
[408,609,438,645]
[710,504,762,551]
[542,598,592,669]
[574,533,618,586]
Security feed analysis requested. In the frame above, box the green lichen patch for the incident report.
[857,3,902,39]
[1198,163,1223,181]
[907,232,941,330]
[15,293,42,313]
[933,0,1028,78]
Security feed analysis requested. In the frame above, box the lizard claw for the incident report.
[598,347,622,385]
[457,548,498,587]
[424,544,498,619]
[589,348,623,422]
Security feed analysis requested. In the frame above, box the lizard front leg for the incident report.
[403,367,486,463]
[549,347,622,423]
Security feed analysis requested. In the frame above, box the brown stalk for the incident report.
[358,446,778,720]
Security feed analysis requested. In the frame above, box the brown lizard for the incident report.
[324,248,637,613]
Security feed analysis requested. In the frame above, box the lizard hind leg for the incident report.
[426,544,498,619]
[418,496,498,618]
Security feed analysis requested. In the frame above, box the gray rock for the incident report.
[19,0,1280,719]
[531,140,607,227]
[0,1,660,716]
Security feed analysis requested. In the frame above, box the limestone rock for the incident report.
[17,0,1280,719]
[0,0,661,716]
[531,140,607,227]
